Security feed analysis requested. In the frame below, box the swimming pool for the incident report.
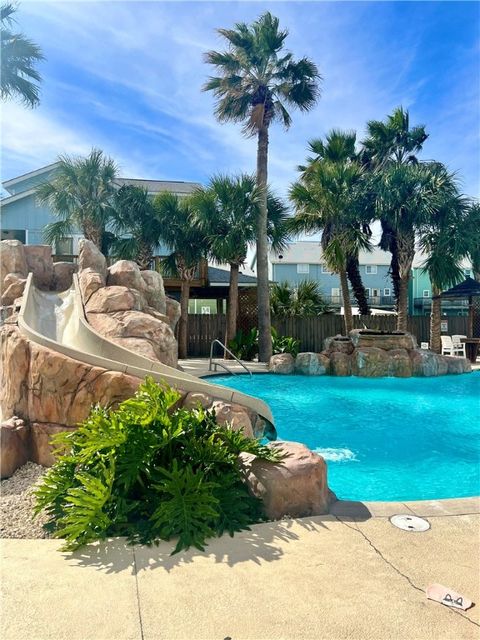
[208,372,480,502]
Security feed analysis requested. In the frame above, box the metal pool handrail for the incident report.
[209,339,253,377]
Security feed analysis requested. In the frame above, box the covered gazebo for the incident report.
[440,277,480,337]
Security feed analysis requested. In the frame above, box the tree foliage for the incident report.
[1,2,44,107]
[270,280,331,317]
[35,378,283,553]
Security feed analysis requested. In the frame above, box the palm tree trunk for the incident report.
[396,230,415,332]
[83,222,103,250]
[430,284,442,353]
[346,254,369,315]
[178,279,190,359]
[339,269,353,334]
[256,124,272,363]
[225,262,239,355]
[137,242,153,270]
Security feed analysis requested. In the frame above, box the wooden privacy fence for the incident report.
[186,314,470,357]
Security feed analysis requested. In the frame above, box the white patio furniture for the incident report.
[452,335,467,357]
[441,336,455,356]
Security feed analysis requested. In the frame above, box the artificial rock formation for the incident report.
[269,353,295,375]
[269,330,472,378]
[239,441,336,519]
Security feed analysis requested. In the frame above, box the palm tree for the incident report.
[372,162,459,332]
[418,182,467,353]
[192,174,289,347]
[110,185,163,270]
[299,131,372,314]
[154,192,206,359]
[271,280,330,317]
[1,2,44,107]
[204,11,321,362]
[37,149,118,251]
[362,107,428,306]
[289,131,371,334]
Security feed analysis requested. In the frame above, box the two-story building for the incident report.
[270,242,395,310]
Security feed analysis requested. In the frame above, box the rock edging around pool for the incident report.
[269,330,472,377]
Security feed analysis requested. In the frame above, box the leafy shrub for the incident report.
[227,327,259,361]
[270,280,332,316]
[271,327,300,357]
[34,378,282,553]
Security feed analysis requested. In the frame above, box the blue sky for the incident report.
[2,1,479,199]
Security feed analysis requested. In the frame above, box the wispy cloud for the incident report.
[1,0,478,199]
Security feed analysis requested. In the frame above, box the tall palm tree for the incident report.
[154,192,206,359]
[192,174,289,347]
[300,131,372,314]
[418,181,467,353]
[372,162,458,332]
[37,149,118,251]
[1,2,44,107]
[110,185,164,270]
[290,131,371,334]
[362,107,428,306]
[204,11,320,362]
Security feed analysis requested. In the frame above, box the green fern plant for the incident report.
[34,378,283,553]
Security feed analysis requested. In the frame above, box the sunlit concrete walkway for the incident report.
[2,507,479,640]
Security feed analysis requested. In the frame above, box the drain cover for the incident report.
[390,514,430,532]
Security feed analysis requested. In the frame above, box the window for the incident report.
[384,288,391,297]
[371,288,380,298]
[365,288,371,297]
[55,237,73,255]
[423,290,430,298]
[0,229,26,243]
[365,265,377,275]
[321,264,332,274]
[331,288,340,303]
[297,263,309,274]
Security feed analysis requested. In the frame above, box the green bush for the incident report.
[227,327,259,361]
[271,327,300,357]
[34,378,282,553]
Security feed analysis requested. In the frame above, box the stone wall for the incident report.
[269,330,472,378]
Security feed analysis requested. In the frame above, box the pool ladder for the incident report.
[208,339,252,377]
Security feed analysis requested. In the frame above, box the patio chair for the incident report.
[441,336,455,356]
[452,335,467,357]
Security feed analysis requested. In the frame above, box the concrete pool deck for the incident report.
[2,505,479,640]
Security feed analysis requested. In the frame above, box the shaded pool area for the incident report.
[208,372,480,502]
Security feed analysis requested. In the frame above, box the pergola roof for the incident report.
[440,277,480,299]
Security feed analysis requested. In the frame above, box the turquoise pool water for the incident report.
[208,372,480,501]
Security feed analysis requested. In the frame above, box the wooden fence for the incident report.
[186,314,470,357]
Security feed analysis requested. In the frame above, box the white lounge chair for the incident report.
[441,336,455,356]
[452,335,467,357]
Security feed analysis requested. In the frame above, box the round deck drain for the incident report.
[390,514,430,532]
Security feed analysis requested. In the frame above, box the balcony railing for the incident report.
[413,297,469,311]
[324,294,395,308]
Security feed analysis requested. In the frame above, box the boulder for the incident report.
[107,260,147,293]
[318,353,330,373]
[77,239,107,279]
[436,354,449,376]
[410,350,440,377]
[30,423,76,467]
[53,261,77,291]
[444,356,472,374]
[0,325,142,427]
[211,401,254,438]
[85,286,145,314]
[182,391,214,410]
[165,297,181,330]
[350,329,417,351]
[352,347,389,377]
[144,306,170,324]
[86,310,177,367]
[295,351,327,376]
[0,417,30,478]
[0,240,28,284]
[329,351,352,376]
[1,272,26,306]
[140,270,166,314]
[24,245,54,290]
[324,335,354,355]
[78,268,105,303]
[269,353,294,375]
[238,441,335,520]
[387,349,412,378]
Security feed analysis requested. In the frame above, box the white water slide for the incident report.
[18,274,274,431]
